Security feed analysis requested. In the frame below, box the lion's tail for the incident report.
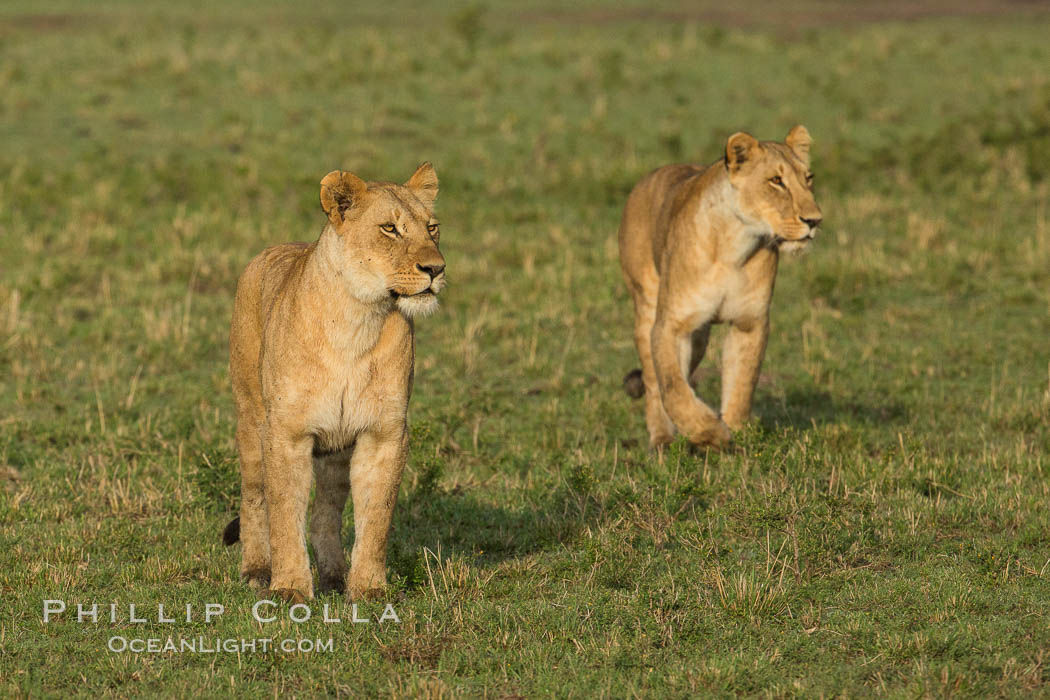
[222,516,240,546]
[623,368,645,399]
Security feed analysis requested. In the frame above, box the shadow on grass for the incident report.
[691,369,908,432]
[756,385,908,431]
[383,484,602,587]
[217,483,601,593]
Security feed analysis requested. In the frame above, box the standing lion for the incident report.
[224,163,445,601]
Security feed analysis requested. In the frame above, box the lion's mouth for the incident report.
[390,288,435,299]
[774,232,814,246]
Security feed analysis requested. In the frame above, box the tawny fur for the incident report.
[618,126,823,451]
[227,163,445,601]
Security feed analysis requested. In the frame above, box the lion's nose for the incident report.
[417,263,445,279]
[801,216,822,229]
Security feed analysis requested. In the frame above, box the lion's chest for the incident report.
[709,257,777,325]
[308,320,413,452]
[310,365,382,451]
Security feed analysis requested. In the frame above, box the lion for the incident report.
[618,126,822,451]
[222,162,446,602]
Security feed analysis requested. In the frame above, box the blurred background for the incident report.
[3,1,1050,695]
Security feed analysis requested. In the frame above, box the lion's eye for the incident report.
[806,174,814,187]
[769,176,784,187]
[427,223,439,233]
[380,223,399,236]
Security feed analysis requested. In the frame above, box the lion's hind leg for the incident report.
[632,296,676,450]
[311,448,351,595]
[688,325,712,389]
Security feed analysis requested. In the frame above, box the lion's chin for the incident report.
[777,233,814,255]
[395,291,440,318]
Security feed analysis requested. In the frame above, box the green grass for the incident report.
[3,1,1050,696]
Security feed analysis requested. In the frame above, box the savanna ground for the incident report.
[2,0,1050,696]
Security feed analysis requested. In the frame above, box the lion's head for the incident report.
[725,125,823,252]
[319,163,446,317]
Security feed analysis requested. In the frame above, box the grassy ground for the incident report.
[3,1,1050,696]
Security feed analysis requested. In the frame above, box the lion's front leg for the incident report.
[263,429,315,601]
[720,316,770,431]
[651,316,731,449]
[236,418,271,590]
[347,427,408,599]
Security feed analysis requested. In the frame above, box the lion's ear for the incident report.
[785,125,811,167]
[320,170,368,226]
[404,161,439,206]
[725,132,758,173]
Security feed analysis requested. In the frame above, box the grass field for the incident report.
[3,0,1050,696]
